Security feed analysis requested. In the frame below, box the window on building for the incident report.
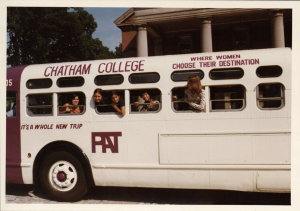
[6,91,17,117]
[95,90,125,114]
[232,27,249,50]
[171,70,204,81]
[57,77,84,87]
[129,72,160,84]
[129,89,161,113]
[210,85,246,111]
[95,74,124,86]
[171,87,206,112]
[26,78,52,89]
[210,68,244,80]
[178,35,192,54]
[256,65,283,78]
[257,83,284,109]
[58,92,85,115]
[27,94,53,116]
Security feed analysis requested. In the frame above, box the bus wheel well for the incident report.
[33,141,95,188]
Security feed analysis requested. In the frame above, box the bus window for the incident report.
[26,78,52,89]
[257,83,284,109]
[95,74,124,86]
[256,65,283,78]
[171,87,206,112]
[95,90,125,115]
[209,68,244,80]
[6,91,17,117]
[210,85,245,111]
[130,89,161,113]
[129,72,160,84]
[27,94,53,116]
[171,70,204,81]
[58,92,85,115]
[57,77,84,87]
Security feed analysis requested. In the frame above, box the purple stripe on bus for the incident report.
[6,65,29,184]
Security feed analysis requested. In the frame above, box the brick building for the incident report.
[114,8,292,58]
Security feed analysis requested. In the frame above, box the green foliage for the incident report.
[7,7,119,66]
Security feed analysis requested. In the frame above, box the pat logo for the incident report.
[92,132,122,153]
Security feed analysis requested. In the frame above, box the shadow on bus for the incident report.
[85,186,290,205]
[6,183,290,205]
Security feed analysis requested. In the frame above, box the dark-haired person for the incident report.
[110,90,125,116]
[134,91,160,111]
[59,93,82,113]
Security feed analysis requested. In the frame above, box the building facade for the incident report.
[114,8,292,58]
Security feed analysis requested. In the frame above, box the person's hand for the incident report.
[111,103,116,108]
[184,97,190,104]
[65,107,71,112]
[134,102,139,107]
[172,95,178,101]
[149,101,158,109]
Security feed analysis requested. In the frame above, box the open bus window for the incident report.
[58,92,85,115]
[95,74,124,86]
[57,77,84,87]
[257,83,284,109]
[256,65,283,78]
[171,87,205,112]
[129,89,161,113]
[95,90,125,114]
[26,78,52,89]
[6,91,17,117]
[129,72,160,84]
[209,68,244,80]
[27,94,53,116]
[210,85,245,111]
[171,70,204,81]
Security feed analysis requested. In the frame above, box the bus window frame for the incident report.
[57,92,86,116]
[129,88,162,114]
[26,93,53,116]
[94,90,125,115]
[6,90,17,118]
[256,83,285,110]
[209,84,246,112]
[171,86,206,113]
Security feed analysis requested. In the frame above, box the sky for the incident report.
[83,7,130,51]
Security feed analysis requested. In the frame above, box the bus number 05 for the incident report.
[6,79,12,86]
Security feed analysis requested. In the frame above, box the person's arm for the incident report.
[111,99,125,116]
[59,103,71,113]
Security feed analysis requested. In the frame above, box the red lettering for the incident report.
[98,63,105,73]
[131,61,138,71]
[92,132,122,153]
[139,60,145,71]
[125,61,131,72]
[44,67,52,77]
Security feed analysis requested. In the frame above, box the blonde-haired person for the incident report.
[184,75,205,111]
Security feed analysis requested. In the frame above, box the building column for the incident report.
[154,38,163,56]
[137,26,148,57]
[201,19,213,52]
[271,11,285,48]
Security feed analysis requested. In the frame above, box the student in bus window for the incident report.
[59,93,82,114]
[93,89,108,112]
[134,91,160,111]
[6,105,16,117]
[184,75,205,111]
[110,90,125,116]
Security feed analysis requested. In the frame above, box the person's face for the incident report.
[111,94,120,103]
[187,80,193,90]
[72,96,79,105]
[141,92,150,102]
[93,93,102,103]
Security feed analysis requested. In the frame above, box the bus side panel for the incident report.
[6,65,28,184]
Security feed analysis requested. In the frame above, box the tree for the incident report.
[7,7,116,66]
[114,43,122,58]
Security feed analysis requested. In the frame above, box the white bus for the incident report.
[6,48,291,202]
